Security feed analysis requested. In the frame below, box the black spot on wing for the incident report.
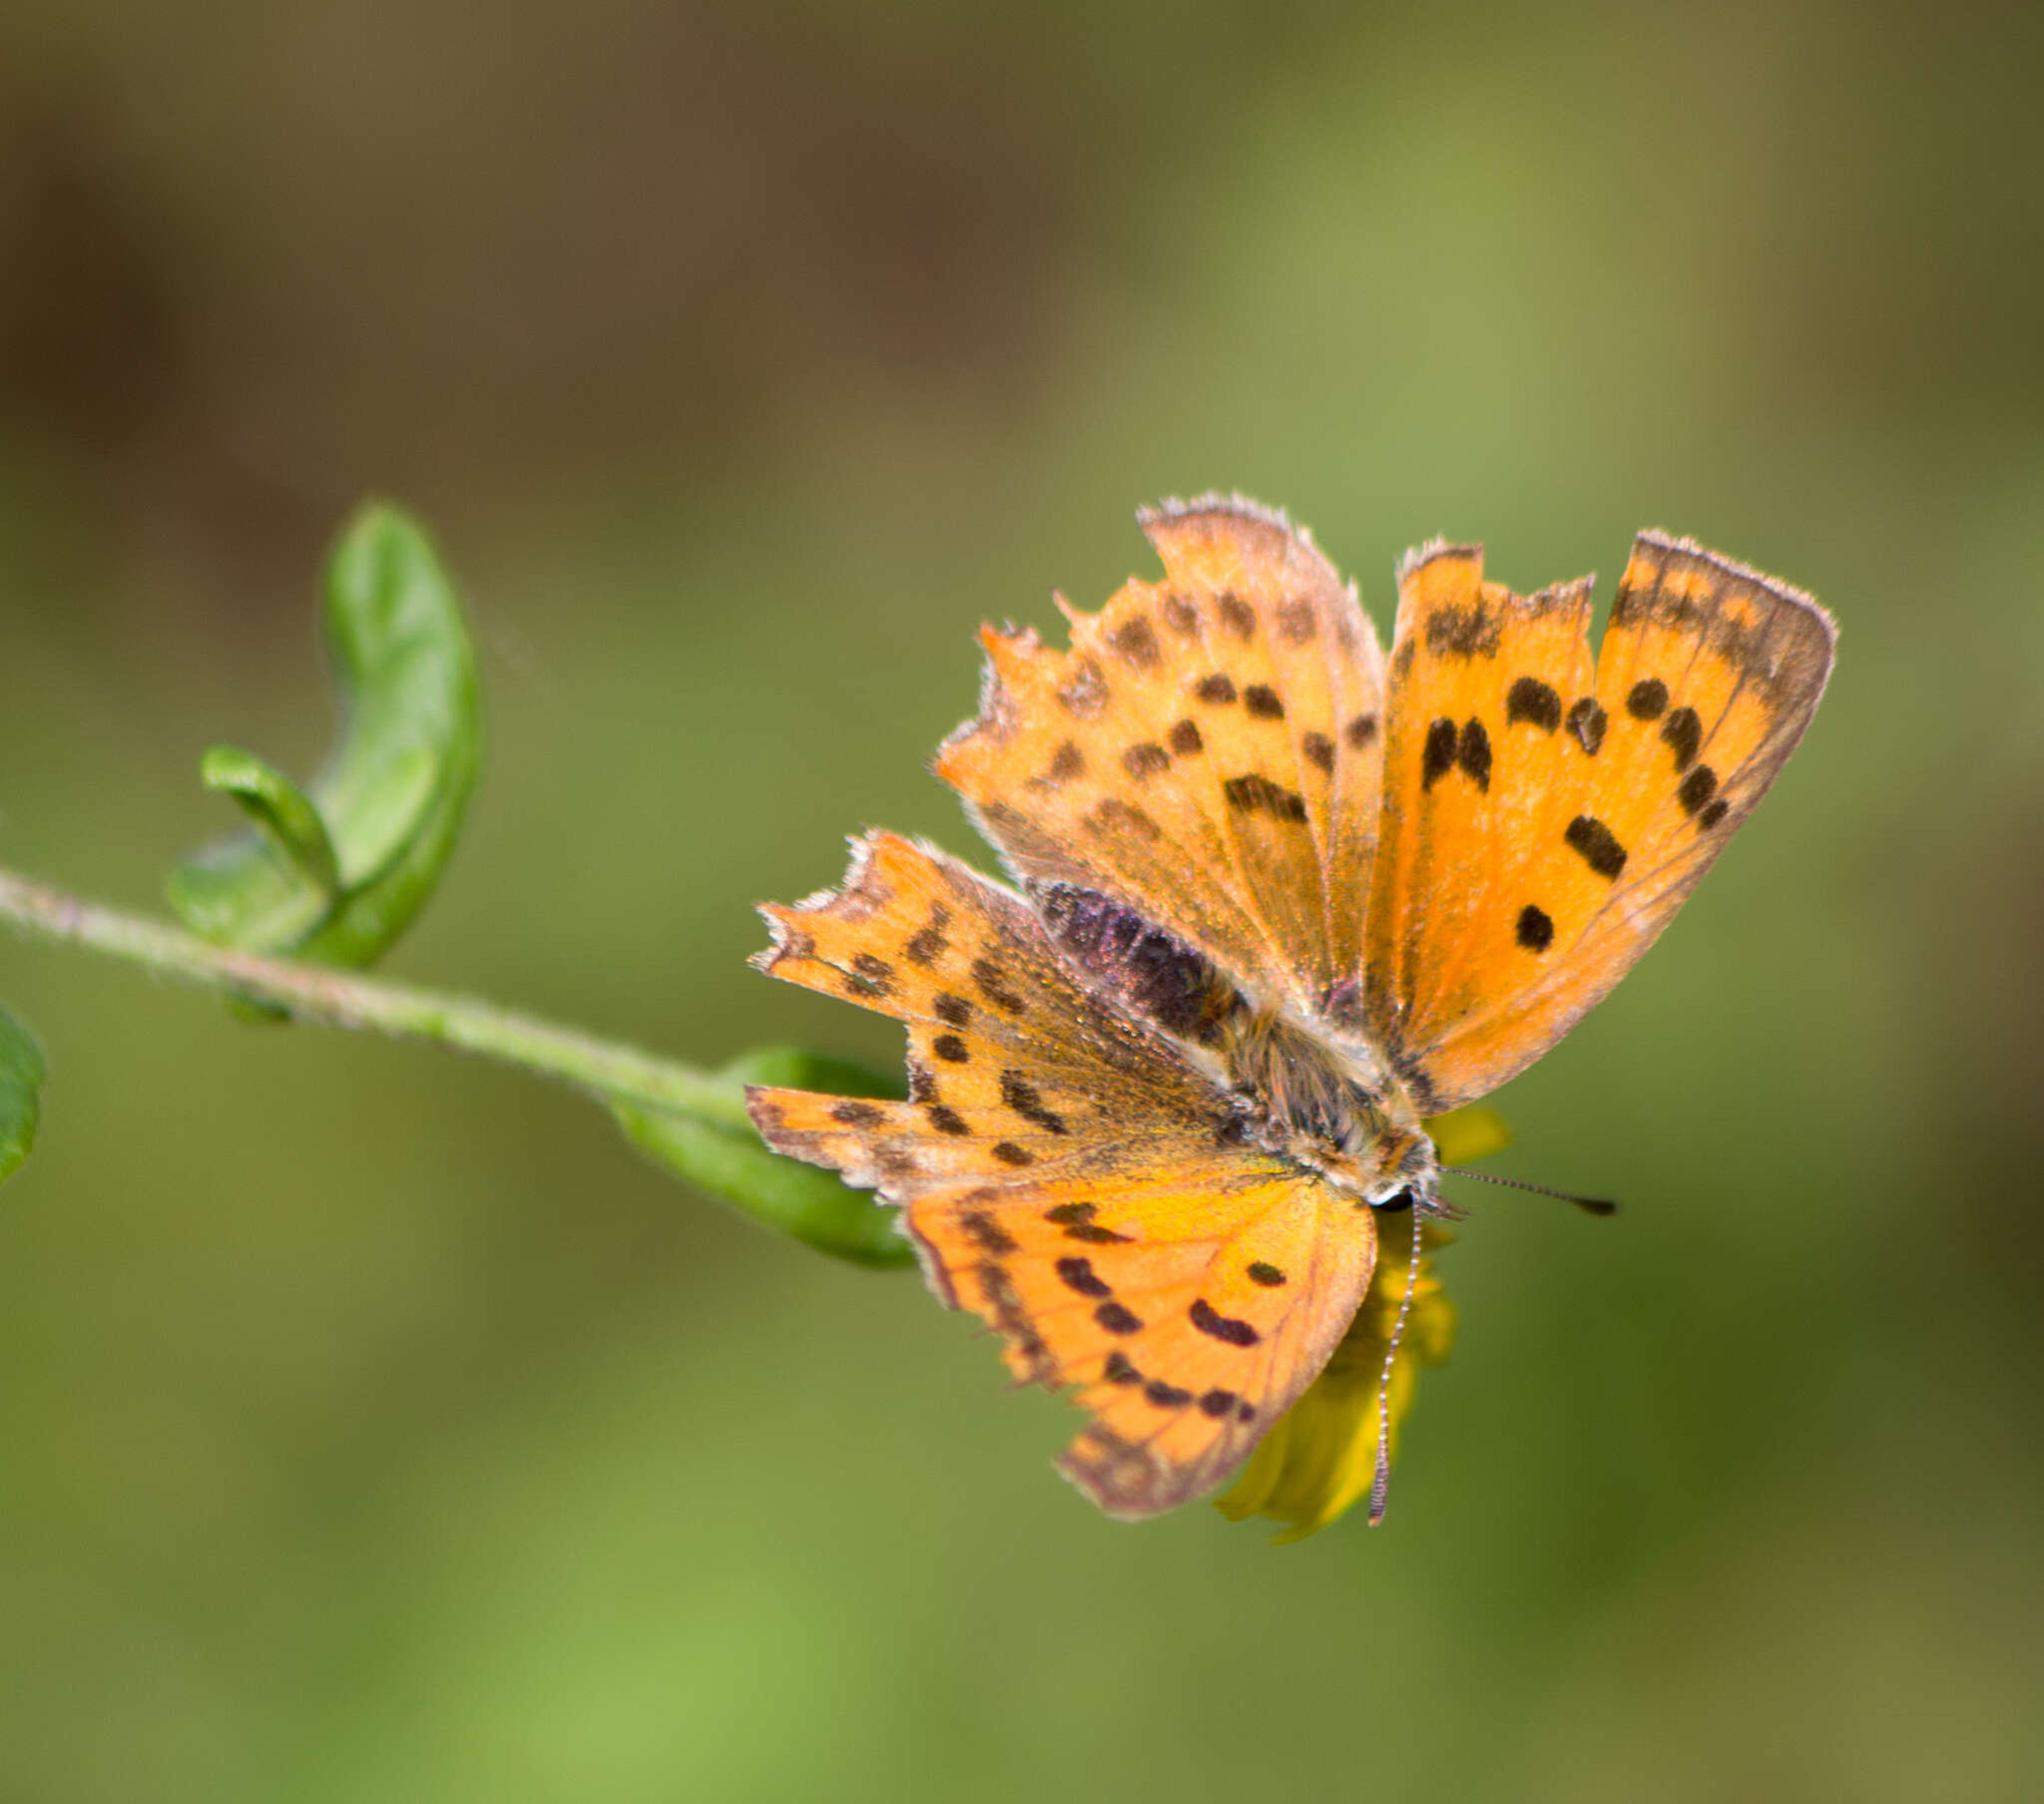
[1661,705,1703,771]
[1516,904,1554,951]
[1066,1223,1132,1244]
[1506,676,1562,730]
[1085,796,1162,841]
[1168,717,1204,755]
[999,1071,1068,1135]
[1678,765,1720,816]
[904,904,951,966]
[1567,697,1607,755]
[932,1033,970,1063]
[1046,1201,1133,1245]
[1456,718,1492,790]
[1190,1298,1261,1347]
[1627,676,1669,720]
[1122,741,1171,780]
[1276,599,1315,644]
[1222,773,1307,822]
[959,1209,1017,1255]
[1565,814,1628,879]
[847,953,894,997]
[1217,593,1256,640]
[1246,1261,1286,1286]
[1096,1301,1144,1335]
[1055,1256,1112,1298]
[976,1265,1051,1382]
[1104,1349,1142,1385]
[1301,730,1334,773]
[971,956,1027,1015]
[1345,711,1379,749]
[1195,674,1238,704]
[830,1102,884,1127]
[1107,615,1161,669]
[1424,601,1502,657]
[1421,716,1458,788]
[1057,658,1112,717]
[1242,683,1284,719]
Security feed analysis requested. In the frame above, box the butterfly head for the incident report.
[1360,1129,1452,1216]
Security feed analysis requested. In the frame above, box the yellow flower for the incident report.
[1213,1105,1507,1541]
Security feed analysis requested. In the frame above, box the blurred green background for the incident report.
[3,3,2041,1798]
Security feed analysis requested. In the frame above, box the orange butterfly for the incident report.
[748,499,1834,1521]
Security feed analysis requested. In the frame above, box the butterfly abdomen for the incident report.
[1032,882,1245,1047]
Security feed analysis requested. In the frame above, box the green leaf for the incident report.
[167,502,482,969]
[0,1006,47,1185]
[198,743,341,930]
[611,1047,913,1269]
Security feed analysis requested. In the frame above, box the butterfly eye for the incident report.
[1368,1186,1416,1213]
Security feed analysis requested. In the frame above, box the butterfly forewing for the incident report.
[1361,532,1835,1113]
[935,498,1387,1017]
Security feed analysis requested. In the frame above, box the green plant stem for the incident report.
[0,865,750,1128]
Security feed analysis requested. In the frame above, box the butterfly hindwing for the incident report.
[935,497,1387,1018]
[910,1165,1375,1517]
[1361,532,1836,1113]
[750,829,1235,1176]
[748,830,1379,1516]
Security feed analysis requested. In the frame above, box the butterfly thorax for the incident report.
[1214,1006,1435,1206]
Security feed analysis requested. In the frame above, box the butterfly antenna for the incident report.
[1367,1200,1425,1528]
[1440,1166,1620,1217]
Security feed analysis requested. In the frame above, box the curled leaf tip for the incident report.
[167,501,482,974]
[199,743,341,899]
